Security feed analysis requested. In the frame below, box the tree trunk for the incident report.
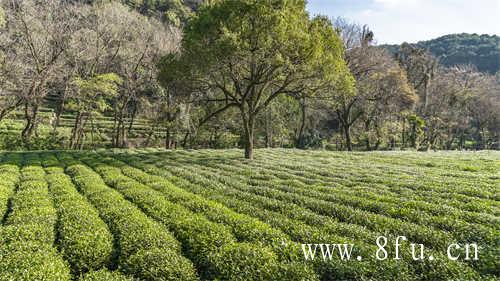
[112,106,118,147]
[264,109,272,148]
[296,99,306,149]
[76,113,89,150]
[182,131,190,148]
[165,128,174,149]
[115,115,125,148]
[374,124,381,150]
[401,117,406,148]
[69,112,81,149]
[343,124,353,151]
[477,127,484,150]
[422,77,430,113]
[244,134,254,159]
[364,120,371,151]
[128,102,138,134]
[22,102,39,144]
[242,113,255,160]
[117,117,122,148]
[337,109,354,152]
[120,119,127,148]
[21,103,32,142]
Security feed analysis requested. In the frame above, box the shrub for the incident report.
[45,170,114,274]
[80,270,134,281]
[0,157,71,281]
[0,242,72,281]
[82,157,311,281]
[63,160,198,281]
[112,150,483,280]
[123,248,199,281]
[0,163,20,221]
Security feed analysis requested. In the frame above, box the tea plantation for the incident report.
[0,149,498,280]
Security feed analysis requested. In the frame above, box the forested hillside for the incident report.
[383,33,500,74]
[0,1,499,157]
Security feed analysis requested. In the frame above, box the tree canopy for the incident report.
[160,0,354,158]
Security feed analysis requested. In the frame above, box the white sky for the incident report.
[306,0,500,44]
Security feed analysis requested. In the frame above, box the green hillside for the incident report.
[382,33,500,73]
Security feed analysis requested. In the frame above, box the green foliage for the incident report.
[80,270,134,281]
[64,159,198,281]
[0,157,72,281]
[0,161,19,222]
[108,148,498,279]
[0,120,63,150]
[180,0,353,87]
[0,149,498,279]
[0,243,72,281]
[45,170,114,274]
[123,248,199,281]
[127,0,194,26]
[70,73,123,113]
[80,155,315,280]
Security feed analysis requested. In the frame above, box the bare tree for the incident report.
[1,0,81,143]
[424,65,499,150]
[56,2,180,148]
[110,8,180,148]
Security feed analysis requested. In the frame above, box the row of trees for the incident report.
[0,0,179,148]
[0,0,498,158]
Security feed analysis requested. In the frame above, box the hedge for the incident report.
[44,163,114,274]
[62,157,198,281]
[80,154,317,281]
[0,154,71,281]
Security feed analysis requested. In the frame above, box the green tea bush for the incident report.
[0,149,496,280]
[0,242,72,281]
[82,157,316,281]
[80,269,134,281]
[64,161,198,281]
[111,151,482,280]
[0,156,71,281]
[45,169,114,274]
[0,162,20,220]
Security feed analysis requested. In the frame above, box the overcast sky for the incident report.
[306,0,500,44]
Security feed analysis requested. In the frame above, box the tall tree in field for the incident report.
[161,0,353,159]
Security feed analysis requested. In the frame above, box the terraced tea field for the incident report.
[0,149,498,280]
